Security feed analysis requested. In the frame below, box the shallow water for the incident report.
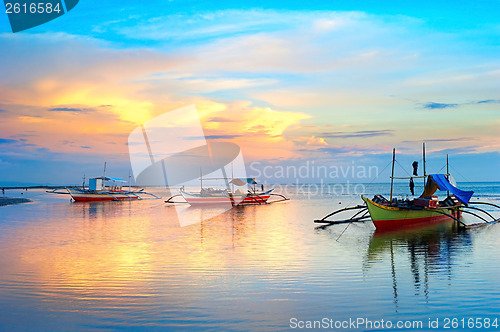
[0,185,500,331]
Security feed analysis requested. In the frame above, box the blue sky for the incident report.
[0,1,499,185]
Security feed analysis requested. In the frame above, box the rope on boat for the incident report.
[334,208,372,241]
[347,206,368,220]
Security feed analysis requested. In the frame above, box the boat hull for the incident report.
[362,196,461,230]
[239,194,271,205]
[181,194,234,206]
[68,189,141,202]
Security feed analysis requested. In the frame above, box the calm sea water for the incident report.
[1,183,500,331]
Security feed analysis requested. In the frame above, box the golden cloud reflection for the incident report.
[5,198,307,317]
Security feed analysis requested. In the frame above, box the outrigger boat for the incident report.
[166,177,288,207]
[66,176,159,202]
[179,187,274,206]
[316,143,500,230]
[49,163,160,202]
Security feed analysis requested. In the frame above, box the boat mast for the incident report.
[422,142,426,187]
[103,162,107,190]
[446,154,449,197]
[129,169,131,192]
[390,148,396,203]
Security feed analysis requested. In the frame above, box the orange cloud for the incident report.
[196,100,311,161]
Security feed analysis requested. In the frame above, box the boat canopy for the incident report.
[421,174,474,204]
[91,176,127,182]
[229,178,258,186]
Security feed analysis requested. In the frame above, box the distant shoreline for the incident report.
[0,185,141,190]
[0,185,68,190]
[0,197,32,207]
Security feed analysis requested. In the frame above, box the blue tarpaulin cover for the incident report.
[105,177,127,182]
[427,174,474,204]
[92,176,127,182]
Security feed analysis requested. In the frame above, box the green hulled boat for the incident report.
[315,144,500,230]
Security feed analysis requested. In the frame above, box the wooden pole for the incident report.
[390,148,396,203]
[446,154,449,197]
[103,162,107,190]
[422,142,426,187]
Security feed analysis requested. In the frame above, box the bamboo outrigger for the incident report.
[315,144,500,230]
[165,175,289,207]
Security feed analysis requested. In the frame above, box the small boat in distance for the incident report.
[67,176,158,202]
[63,163,160,202]
[180,187,274,206]
[166,177,288,207]
[315,143,500,230]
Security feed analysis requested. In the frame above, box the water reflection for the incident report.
[1,198,304,330]
[364,222,473,311]
[2,194,499,330]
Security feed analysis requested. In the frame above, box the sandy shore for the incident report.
[0,197,32,207]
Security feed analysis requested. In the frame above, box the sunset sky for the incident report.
[1,0,499,185]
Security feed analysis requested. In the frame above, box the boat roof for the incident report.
[229,178,258,186]
[90,176,127,182]
[422,174,474,204]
